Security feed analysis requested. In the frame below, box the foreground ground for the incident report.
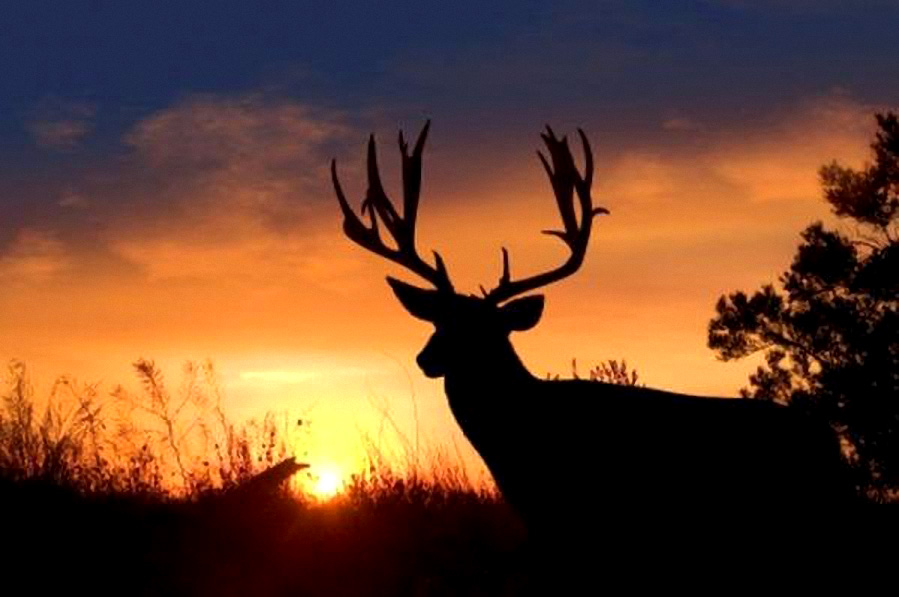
[2,464,527,596]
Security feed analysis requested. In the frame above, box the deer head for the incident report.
[331,122,608,381]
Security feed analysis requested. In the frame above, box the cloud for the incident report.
[57,191,90,209]
[705,93,880,203]
[101,95,354,286]
[27,100,96,150]
[0,228,68,282]
[125,94,342,173]
[3,90,886,293]
[602,152,683,205]
[15,94,349,284]
[662,117,702,132]
[600,93,881,211]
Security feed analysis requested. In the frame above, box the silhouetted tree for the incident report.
[709,112,899,492]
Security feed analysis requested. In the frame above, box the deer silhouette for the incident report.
[331,122,853,534]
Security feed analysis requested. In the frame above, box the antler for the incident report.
[331,120,453,292]
[485,126,608,304]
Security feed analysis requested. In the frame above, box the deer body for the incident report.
[331,122,852,529]
[430,322,845,518]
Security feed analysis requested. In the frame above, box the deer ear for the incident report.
[386,277,440,322]
[500,295,544,331]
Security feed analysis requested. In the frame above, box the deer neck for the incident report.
[443,338,535,402]
[441,338,534,488]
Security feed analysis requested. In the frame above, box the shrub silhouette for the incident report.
[709,112,899,497]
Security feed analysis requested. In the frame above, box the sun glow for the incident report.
[312,466,343,499]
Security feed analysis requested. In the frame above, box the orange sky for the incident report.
[0,92,886,480]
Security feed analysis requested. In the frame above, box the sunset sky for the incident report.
[2,1,898,480]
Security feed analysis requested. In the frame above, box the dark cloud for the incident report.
[2,94,351,284]
[27,100,96,150]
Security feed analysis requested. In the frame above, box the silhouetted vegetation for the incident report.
[0,360,528,596]
[709,112,899,497]
[565,358,641,386]
[0,359,298,496]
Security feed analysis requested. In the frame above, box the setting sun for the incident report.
[312,467,343,498]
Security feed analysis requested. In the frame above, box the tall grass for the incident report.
[0,358,531,596]
[0,359,304,498]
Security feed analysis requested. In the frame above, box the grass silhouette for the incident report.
[0,359,527,596]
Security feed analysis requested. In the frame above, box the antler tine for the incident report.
[400,120,430,248]
[332,121,453,292]
[578,128,594,192]
[486,127,609,304]
[332,159,378,247]
[363,135,402,240]
[538,127,578,239]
